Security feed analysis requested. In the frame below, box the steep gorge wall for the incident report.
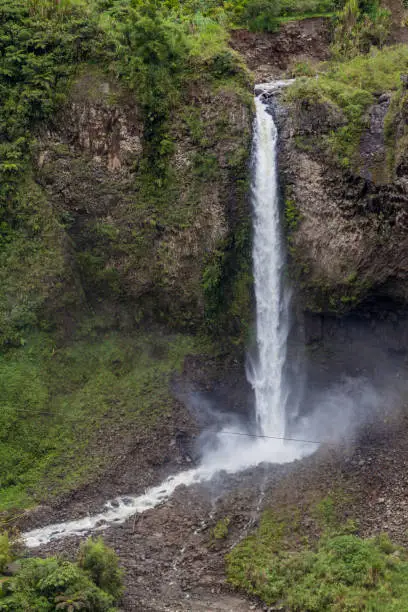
[23,68,253,347]
[275,69,408,386]
[230,12,408,388]
[278,90,408,314]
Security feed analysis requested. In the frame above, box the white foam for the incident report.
[24,434,312,548]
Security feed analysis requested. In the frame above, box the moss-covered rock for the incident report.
[277,46,408,315]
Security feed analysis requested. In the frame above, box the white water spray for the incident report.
[23,83,314,548]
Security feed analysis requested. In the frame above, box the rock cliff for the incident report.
[31,68,253,345]
[278,83,408,316]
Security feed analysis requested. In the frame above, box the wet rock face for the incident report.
[36,71,143,218]
[65,102,141,171]
[276,92,408,316]
[56,71,142,169]
[359,95,391,183]
[34,69,252,335]
[265,81,408,386]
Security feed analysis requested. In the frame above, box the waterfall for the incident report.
[22,82,314,549]
[251,91,290,438]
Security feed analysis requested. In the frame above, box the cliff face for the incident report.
[231,17,331,81]
[27,69,253,345]
[271,49,408,386]
[278,76,408,316]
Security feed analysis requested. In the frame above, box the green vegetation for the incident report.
[240,0,282,31]
[0,1,97,347]
[78,538,123,601]
[0,0,96,214]
[1,0,254,349]
[0,535,11,575]
[286,45,408,167]
[212,516,231,540]
[227,499,408,610]
[331,0,391,60]
[0,330,212,511]
[295,272,373,314]
[0,536,123,610]
[284,197,302,233]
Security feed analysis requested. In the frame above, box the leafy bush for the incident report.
[331,0,391,59]
[279,0,334,16]
[78,537,123,600]
[242,0,281,31]
[0,539,122,611]
[0,534,10,574]
[227,514,408,610]
[212,517,231,540]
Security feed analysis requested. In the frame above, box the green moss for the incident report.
[0,177,74,348]
[300,273,373,314]
[201,140,253,349]
[285,197,302,233]
[192,152,219,179]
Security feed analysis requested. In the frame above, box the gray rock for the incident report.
[3,561,21,576]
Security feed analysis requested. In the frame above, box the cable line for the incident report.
[217,431,321,444]
[0,408,397,449]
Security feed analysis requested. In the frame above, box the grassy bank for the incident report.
[0,330,214,512]
[227,495,408,610]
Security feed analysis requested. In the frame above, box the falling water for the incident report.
[22,83,313,549]
[250,84,291,437]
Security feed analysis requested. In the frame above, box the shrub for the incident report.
[227,514,408,611]
[78,537,123,600]
[213,517,230,540]
[0,534,10,574]
[242,0,281,31]
[285,45,408,167]
[0,539,123,611]
[331,0,391,59]
[280,0,334,15]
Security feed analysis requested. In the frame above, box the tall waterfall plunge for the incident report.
[23,85,314,549]
[250,91,291,438]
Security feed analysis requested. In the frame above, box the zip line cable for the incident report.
[217,431,321,444]
[0,407,395,449]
